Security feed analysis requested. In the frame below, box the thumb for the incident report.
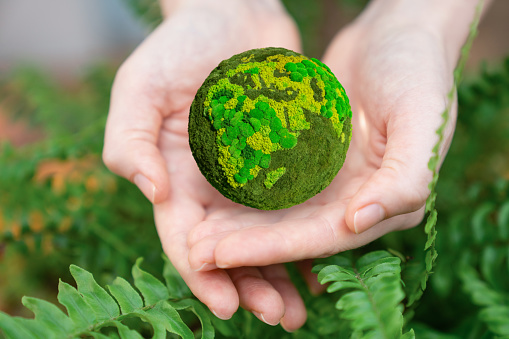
[345,90,454,234]
[103,68,170,204]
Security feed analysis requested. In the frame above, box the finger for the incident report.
[103,66,170,204]
[295,260,326,295]
[188,232,225,271]
[228,267,285,326]
[259,265,307,332]
[154,197,239,319]
[345,88,452,234]
[187,211,286,271]
[210,202,350,267]
[187,210,283,248]
[211,202,420,267]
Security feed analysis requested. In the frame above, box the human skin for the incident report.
[103,0,488,331]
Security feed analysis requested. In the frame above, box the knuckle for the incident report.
[101,147,116,170]
[405,186,429,212]
[187,225,207,248]
[315,215,340,257]
[101,146,126,178]
[401,207,426,230]
[382,160,431,213]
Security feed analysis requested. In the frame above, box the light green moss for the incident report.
[264,167,287,189]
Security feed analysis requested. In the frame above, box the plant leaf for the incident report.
[0,313,43,339]
[129,311,167,339]
[86,332,114,339]
[107,277,144,314]
[498,201,509,240]
[132,258,169,305]
[103,320,144,339]
[316,265,356,284]
[356,250,393,270]
[70,265,120,321]
[58,280,96,328]
[162,254,192,299]
[22,296,74,336]
[170,299,215,339]
[401,329,416,339]
[471,202,495,244]
[327,281,361,293]
[144,301,194,339]
[479,306,509,335]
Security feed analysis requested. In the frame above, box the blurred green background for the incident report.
[0,0,508,337]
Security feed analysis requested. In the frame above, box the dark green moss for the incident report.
[311,77,323,102]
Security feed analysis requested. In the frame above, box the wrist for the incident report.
[159,0,287,19]
[355,0,489,69]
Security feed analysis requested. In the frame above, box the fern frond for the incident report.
[459,264,509,336]
[314,251,413,339]
[0,257,213,339]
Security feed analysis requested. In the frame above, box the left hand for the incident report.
[187,0,469,322]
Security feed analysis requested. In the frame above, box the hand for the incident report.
[103,0,310,331]
[186,0,481,323]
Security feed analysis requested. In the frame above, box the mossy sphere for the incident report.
[189,47,352,210]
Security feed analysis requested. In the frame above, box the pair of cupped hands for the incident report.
[103,0,460,332]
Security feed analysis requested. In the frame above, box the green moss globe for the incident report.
[189,47,352,210]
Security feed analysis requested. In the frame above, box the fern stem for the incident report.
[354,268,392,339]
[415,0,485,306]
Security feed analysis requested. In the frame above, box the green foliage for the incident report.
[460,265,509,336]
[0,258,207,339]
[314,251,414,339]
[419,180,509,337]
[0,65,160,313]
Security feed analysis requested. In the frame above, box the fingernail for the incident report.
[211,309,231,320]
[216,263,230,269]
[252,311,279,326]
[354,204,386,234]
[133,174,155,203]
[194,262,214,272]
